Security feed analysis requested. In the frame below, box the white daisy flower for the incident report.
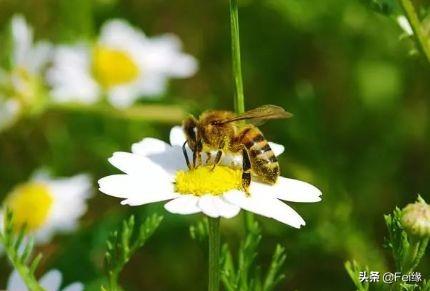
[47,19,198,108]
[7,269,83,291]
[0,15,51,130]
[10,15,51,76]
[98,126,321,227]
[1,172,92,244]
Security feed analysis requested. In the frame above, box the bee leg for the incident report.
[197,152,202,167]
[242,149,251,195]
[193,141,203,168]
[206,152,212,164]
[192,150,198,168]
[182,141,191,169]
[211,140,225,171]
[192,151,203,168]
[210,150,223,171]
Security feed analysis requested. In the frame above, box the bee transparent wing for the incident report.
[217,105,293,125]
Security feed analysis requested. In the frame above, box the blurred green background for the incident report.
[0,0,429,290]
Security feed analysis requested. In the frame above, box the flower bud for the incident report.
[401,199,430,238]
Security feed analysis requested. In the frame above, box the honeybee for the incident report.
[182,105,292,192]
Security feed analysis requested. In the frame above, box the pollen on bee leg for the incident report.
[174,165,242,196]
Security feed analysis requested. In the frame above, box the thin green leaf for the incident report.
[103,213,163,291]
[0,208,44,291]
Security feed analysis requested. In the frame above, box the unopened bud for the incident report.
[401,199,430,238]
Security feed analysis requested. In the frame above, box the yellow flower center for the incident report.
[92,46,139,88]
[175,165,242,196]
[5,182,54,232]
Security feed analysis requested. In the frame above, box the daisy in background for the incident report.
[99,126,321,227]
[47,19,198,108]
[1,171,92,245]
[0,15,51,131]
[7,269,83,291]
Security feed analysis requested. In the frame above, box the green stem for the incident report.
[230,0,245,114]
[229,0,256,228]
[399,0,430,64]
[208,217,220,291]
[403,237,429,273]
[107,271,120,291]
[3,247,44,291]
[0,211,44,291]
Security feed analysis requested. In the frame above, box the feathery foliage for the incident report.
[189,217,209,242]
[345,261,370,291]
[103,214,163,291]
[385,200,429,274]
[346,196,429,291]
[0,209,43,291]
[221,220,286,291]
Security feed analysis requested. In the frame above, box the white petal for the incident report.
[142,147,189,174]
[197,195,220,218]
[169,126,186,146]
[107,85,139,108]
[0,99,20,131]
[33,226,56,245]
[164,195,201,215]
[252,177,322,203]
[216,197,241,218]
[268,142,285,156]
[99,19,147,51]
[142,34,198,78]
[223,190,305,228]
[47,44,100,104]
[108,152,172,178]
[397,15,413,36]
[198,195,240,218]
[131,138,171,156]
[166,53,198,77]
[133,74,166,97]
[39,270,62,291]
[41,174,92,200]
[98,174,178,206]
[11,15,32,68]
[7,271,28,291]
[28,41,51,73]
[62,282,84,291]
[31,168,51,181]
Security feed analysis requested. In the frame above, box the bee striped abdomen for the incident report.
[239,127,280,184]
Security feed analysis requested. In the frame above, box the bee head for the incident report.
[182,115,199,150]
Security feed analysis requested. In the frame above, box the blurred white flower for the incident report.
[10,15,51,76]
[99,127,321,227]
[0,15,51,130]
[7,269,83,291]
[47,19,198,108]
[1,172,92,244]
[0,15,51,131]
